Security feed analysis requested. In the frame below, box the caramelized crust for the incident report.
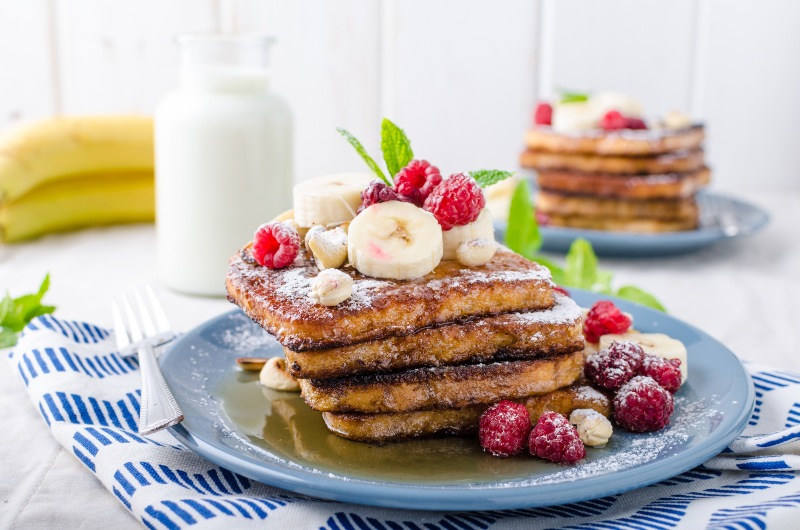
[536,190,698,221]
[322,383,611,442]
[520,148,705,175]
[524,125,705,156]
[285,294,584,379]
[535,167,711,200]
[226,246,554,351]
[298,350,584,413]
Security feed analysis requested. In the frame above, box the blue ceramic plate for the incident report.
[495,192,770,257]
[162,290,753,511]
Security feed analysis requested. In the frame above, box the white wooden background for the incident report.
[2,0,799,191]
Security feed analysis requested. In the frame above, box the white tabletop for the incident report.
[2,189,799,528]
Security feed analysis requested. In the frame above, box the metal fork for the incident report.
[702,194,740,237]
[111,286,183,435]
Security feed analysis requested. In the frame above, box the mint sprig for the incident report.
[380,118,414,178]
[557,88,590,104]
[1,273,56,348]
[336,127,391,185]
[504,180,665,312]
[469,170,514,189]
[337,119,513,189]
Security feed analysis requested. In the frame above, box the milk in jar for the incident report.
[155,34,292,296]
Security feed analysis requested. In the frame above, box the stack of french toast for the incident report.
[227,237,610,443]
[521,92,710,232]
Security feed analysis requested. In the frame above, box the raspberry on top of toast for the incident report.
[226,244,555,351]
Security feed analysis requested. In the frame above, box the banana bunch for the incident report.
[0,115,154,243]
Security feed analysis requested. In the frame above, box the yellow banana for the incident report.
[0,115,153,202]
[0,171,154,243]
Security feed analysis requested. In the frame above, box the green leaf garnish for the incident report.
[563,238,600,290]
[380,118,414,179]
[469,170,514,189]
[336,127,391,185]
[615,285,667,312]
[504,179,541,259]
[0,273,56,347]
[557,88,590,104]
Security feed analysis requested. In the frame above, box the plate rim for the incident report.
[163,290,755,511]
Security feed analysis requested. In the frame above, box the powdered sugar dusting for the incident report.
[573,385,607,404]
[345,279,390,310]
[510,294,581,325]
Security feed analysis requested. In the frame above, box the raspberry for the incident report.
[585,344,641,390]
[614,375,674,432]
[393,160,443,206]
[583,300,632,343]
[639,355,682,393]
[529,411,585,464]
[534,102,553,126]
[599,110,627,131]
[252,222,300,269]
[607,340,645,369]
[479,400,531,457]
[535,210,551,226]
[553,285,570,297]
[359,180,404,213]
[423,173,485,230]
[625,117,648,130]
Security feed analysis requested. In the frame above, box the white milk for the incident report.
[155,35,292,296]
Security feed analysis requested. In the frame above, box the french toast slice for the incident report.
[285,293,584,379]
[535,167,711,200]
[227,246,555,351]
[322,383,611,442]
[539,213,698,233]
[536,190,698,221]
[520,148,705,175]
[524,125,705,156]
[298,350,584,413]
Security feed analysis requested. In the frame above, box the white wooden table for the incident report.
[1,189,798,528]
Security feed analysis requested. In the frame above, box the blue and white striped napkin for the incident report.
[8,314,800,529]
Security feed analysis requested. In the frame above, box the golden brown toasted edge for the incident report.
[536,191,698,220]
[298,350,584,413]
[285,293,584,379]
[524,125,705,156]
[520,148,706,175]
[539,213,699,233]
[226,245,555,351]
[321,383,612,443]
[535,167,711,200]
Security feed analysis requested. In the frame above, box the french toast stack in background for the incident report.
[520,93,711,232]
[227,245,611,443]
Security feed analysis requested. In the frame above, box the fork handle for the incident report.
[137,343,183,435]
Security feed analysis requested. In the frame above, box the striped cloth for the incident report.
[8,314,800,529]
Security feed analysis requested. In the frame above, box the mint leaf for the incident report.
[336,127,391,185]
[0,294,10,323]
[615,285,667,312]
[558,88,590,104]
[0,328,16,348]
[469,170,514,188]
[504,179,541,259]
[563,238,600,289]
[380,118,413,179]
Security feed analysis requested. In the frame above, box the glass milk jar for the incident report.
[155,34,292,296]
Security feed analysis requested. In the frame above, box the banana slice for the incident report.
[293,172,373,228]
[590,92,644,119]
[441,208,495,260]
[551,102,598,133]
[347,200,443,280]
[599,332,687,384]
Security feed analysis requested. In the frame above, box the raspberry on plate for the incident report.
[359,180,404,213]
[252,222,300,269]
[625,117,648,130]
[606,340,645,369]
[599,110,627,131]
[393,159,442,206]
[423,173,485,230]
[529,411,586,464]
[639,355,682,393]
[534,102,553,126]
[585,344,641,390]
[479,400,531,457]
[614,375,675,432]
[583,300,632,343]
